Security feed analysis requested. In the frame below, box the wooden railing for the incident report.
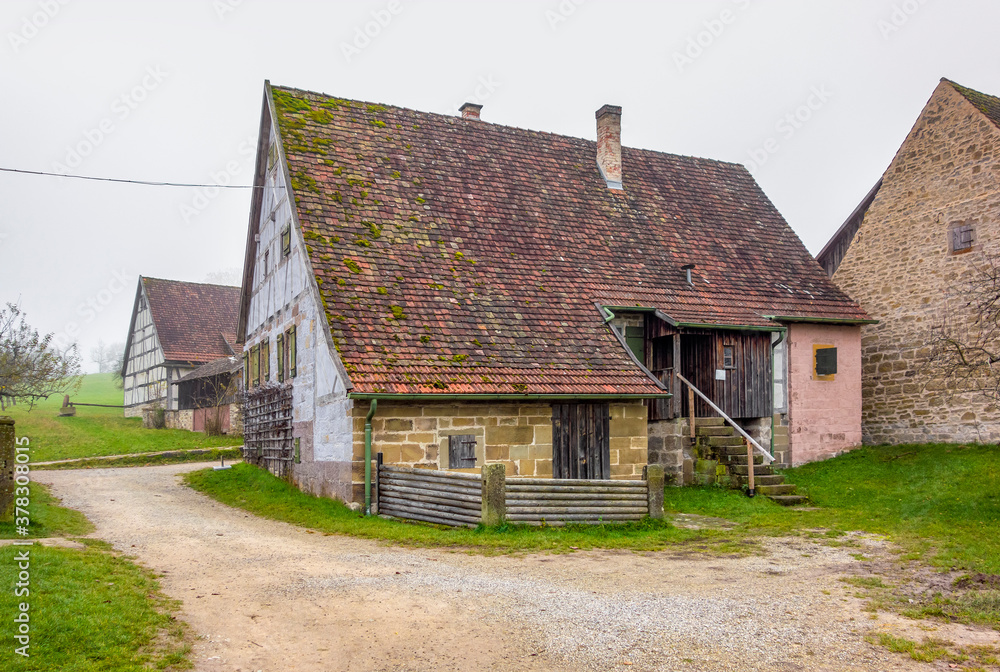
[675,373,774,464]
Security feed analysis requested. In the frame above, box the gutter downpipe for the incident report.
[364,399,377,515]
[770,328,787,459]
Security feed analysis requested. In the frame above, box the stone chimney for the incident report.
[459,102,482,120]
[595,104,623,190]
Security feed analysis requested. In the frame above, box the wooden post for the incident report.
[643,464,665,519]
[0,417,15,521]
[688,387,696,439]
[746,437,755,497]
[481,463,506,526]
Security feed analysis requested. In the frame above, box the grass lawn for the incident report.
[184,463,723,553]
[664,442,1000,575]
[3,372,240,461]
[0,485,190,670]
[0,543,190,671]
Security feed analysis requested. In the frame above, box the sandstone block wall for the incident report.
[349,401,648,502]
[832,80,1000,444]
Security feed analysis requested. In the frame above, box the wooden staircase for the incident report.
[693,418,808,506]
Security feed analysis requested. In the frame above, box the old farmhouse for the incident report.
[818,78,1000,444]
[236,82,871,505]
[122,276,241,430]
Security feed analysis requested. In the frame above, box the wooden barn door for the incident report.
[552,403,610,480]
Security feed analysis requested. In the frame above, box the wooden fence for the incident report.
[376,460,664,528]
[242,385,293,478]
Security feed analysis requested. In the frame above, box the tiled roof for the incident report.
[176,356,242,383]
[142,278,241,365]
[270,85,867,396]
[946,78,1000,130]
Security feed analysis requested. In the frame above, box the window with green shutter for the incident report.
[277,333,285,382]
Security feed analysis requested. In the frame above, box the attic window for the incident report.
[950,221,974,254]
[281,225,291,256]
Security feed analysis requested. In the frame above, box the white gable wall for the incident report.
[123,288,167,415]
[244,116,355,500]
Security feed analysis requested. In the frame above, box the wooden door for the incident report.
[552,403,610,479]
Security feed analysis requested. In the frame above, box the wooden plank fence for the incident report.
[376,460,664,528]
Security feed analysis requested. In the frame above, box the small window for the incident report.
[448,434,477,468]
[267,142,277,170]
[260,338,270,382]
[242,353,249,389]
[814,345,837,380]
[624,325,644,362]
[950,221,975,254]
[276,333,285,382]
[287,325,297,377]
[250,345,260,387]
[263,249,270,275]
[281,225,291,256]
[722,344,735,369]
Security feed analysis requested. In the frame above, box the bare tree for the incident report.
[929,254,1000,399]
[90,339,125,373]
[0,303,82,410]
[203,268,242,286]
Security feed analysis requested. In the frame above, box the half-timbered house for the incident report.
[236,82,870,505]
[122,277,241,429]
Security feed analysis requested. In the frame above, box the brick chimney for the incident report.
[595,104,623,190]
[459,102,482,120]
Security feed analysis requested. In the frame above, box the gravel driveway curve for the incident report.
[37,463,934,672]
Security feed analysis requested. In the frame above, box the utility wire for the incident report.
[0,166,258,188]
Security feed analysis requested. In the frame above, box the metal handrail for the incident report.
[675,372,774,464]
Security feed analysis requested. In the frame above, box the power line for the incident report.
[0,166,258,189]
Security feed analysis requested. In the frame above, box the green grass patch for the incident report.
[35,447,242,471]
[665,443,1000,574]
[3,373,240,461]
[184,463,717,553]
[0,545,190,671]
[0,482,93,539]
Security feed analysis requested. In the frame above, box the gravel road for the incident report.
[37,463,941,672]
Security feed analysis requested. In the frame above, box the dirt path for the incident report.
[37,464,955,671]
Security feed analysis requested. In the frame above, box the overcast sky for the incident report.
[2,0,998,373]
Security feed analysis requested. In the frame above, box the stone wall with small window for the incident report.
[348,401,649,503]
[832,81,1000,444]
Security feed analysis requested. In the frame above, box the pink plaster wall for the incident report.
[786,323,862,465]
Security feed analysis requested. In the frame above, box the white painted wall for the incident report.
[245,118,353,465]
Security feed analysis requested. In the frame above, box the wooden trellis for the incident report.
[242,384,293,478]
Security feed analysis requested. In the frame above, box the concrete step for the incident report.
[767,495,810,507]
[757,483,797,496]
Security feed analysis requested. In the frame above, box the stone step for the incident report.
[714,444,758,457]
[732,474,785,487]
[757,483,797,496]
[705,436,745,448]
[767,495,810,507]
[695,426,735,437]
[694,417,727,427]
[725,454,764,466]
[729,464,774,477]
